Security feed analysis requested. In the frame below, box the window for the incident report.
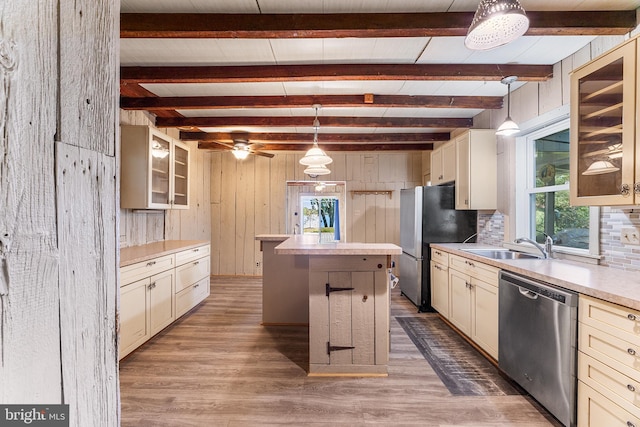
[516,118,599,256]
[301,195,340,242]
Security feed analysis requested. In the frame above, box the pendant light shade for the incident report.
[496,75,520,136]
[465,0,529,51]
[151,141,170,159]
[231,145,250,160]
[582,160,620,176]
[300,105,332,172]
[304,164,331,177]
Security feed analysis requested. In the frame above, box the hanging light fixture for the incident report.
[304,164,331,177]
[300,104,332,170]
[231,142,250,160]
[496,75,520,136]
[582,160,620,176]
[465,0,529,50]
[151,140,170,159]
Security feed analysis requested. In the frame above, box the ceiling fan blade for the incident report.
[250,150,275,158]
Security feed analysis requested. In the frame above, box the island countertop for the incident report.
[271,234,402,255]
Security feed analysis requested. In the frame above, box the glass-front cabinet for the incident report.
[570,38,637,206]
[121,125,190,210]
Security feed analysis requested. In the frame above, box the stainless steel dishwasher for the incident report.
[499,271,578,427]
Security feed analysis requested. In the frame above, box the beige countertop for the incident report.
[120,240,210,267]
[432,243,640,311]
[273,234,402,255]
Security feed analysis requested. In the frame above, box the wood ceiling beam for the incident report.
[122,94,503,110]
[120,11,637,38]
[157,116,472,128]
[121,64,553,84]
[197,141,434,152]
[119,83,184,118]
[181,131,450,143]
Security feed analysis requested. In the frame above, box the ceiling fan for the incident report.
[209,136,275,159]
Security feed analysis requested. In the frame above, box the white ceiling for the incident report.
[119,0,640,148]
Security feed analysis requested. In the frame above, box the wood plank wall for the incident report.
[1,1,119,423]
[209,151,422,276]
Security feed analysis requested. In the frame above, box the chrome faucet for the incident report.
[544,233,553,259]
[462,232,478,244]
[514,237,548,259]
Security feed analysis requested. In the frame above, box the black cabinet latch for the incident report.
[326,283,354,297]
[327,342,355,355]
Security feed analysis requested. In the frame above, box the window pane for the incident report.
[534,129,570,188]
[531,190,590,249]
[301,196,339,243]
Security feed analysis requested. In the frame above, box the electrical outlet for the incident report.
[256,261,261,268]
[621,227,640,245]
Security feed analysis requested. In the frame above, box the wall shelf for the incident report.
[350,190,393,199]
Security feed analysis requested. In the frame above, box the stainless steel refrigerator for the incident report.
[399,185,477,311]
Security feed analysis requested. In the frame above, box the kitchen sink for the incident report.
[461,249,541,260]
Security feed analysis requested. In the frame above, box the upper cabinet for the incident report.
[570,38,637,206]
[121,125,190,210]
[455,129,497,210]
[430,140,456,185]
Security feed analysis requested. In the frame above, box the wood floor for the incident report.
[119,276,560,426]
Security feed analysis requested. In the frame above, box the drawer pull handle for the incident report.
[628,384,636,392]
[194,261,199,266]
[629,348,637,356]
[629,314,637,321]
[193,248,200,252]
[465,260,475,267]
[627,422,636,427]
[146,261,156,267]
[435,250,441,255]
[194,284,199,288]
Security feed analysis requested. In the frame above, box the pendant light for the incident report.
[304,164,331,177]
[496,75,520,136]
[465,0,529,50]
[582,160,620,176]
[300,104,332,170]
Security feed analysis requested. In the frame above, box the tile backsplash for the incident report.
[477,212,504,247]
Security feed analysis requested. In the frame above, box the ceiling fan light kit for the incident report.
[495,75,520,136]
[231,143,250,160]
[465,0,529,50]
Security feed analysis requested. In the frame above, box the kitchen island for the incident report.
[256,235,401,376]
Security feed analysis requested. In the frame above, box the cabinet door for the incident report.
[449,269,471,335]
[172,140,190,209]
[431,147,443,185]
[149,270,175,336]
[471,278,499,360]
[441,141,456,183]
[455,134,471,209]
[430,261,449,319]
[120,278,150,359]
[570,40,636,206]
[149,132,172,207]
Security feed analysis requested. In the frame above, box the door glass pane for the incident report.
[173,145,189,206]
[576,57,624,197]
[301,196,339,243]
[151,136,170,205]
[531,190,590,249]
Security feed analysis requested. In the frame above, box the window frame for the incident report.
[514,117,600,258]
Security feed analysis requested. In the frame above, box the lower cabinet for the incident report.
[119,242,210,360]
[308,255,389,375]
[430,249,449,318]
[447,253,499,360]
[578,294,640,426]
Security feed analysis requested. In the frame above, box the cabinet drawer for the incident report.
[579,352,640,417]
[449,254,499,284]
[578,381,640,427]
[580,294,640,346]
[176,244,210,266]
[431,248,449,265]
[175,256,210,292]
[121,254,174,286]
[309,255,387,272]
[580,323,640,380]
[176,277,210,318]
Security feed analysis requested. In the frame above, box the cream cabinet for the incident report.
[570,37,636,206]
[447,254,499,360]
[455,129,497,210]
[120,255,175,359]
[430,248,449,318]
[430,140,456,185]
[308,255,389,375]
[578,294,640,426]
[120,125,190,210]
[119,243,210,360]
[175,246,211,318]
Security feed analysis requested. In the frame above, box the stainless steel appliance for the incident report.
[499,271,578,427]
[399,185,477,311]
